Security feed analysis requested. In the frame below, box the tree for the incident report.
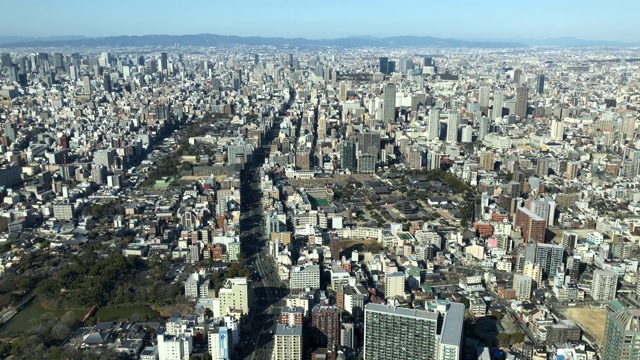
[511,332,525,344]
[491,311,503,320]
[496,332,511,346]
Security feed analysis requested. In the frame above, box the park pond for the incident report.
[0,302,159,335]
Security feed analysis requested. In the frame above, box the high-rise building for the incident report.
[514,207,547,243]
[364,302,464,360]
[311,305,341,354]
[515,86,528,119]
[160,52,168,72]
[254,54,259,65]
[478,116,490,141]
[621,115,635,140]
[384,272,405,299]
[208,325,231,360]
[522,261,543,288]
[603,304,640,360]
[592,269,618,302]
[513,69,523,84]
[387,61,396,74]
[340,140,356,171]
[357,154,376,174]
[493,90,505,118]
[479,152,495,171]
[53,52,64,70]
[273,325,303,360]
[524,243,564,277]
[551,119,564,142]
[446,113,460,144]
[218,277,251,316]
[379,57,388,74]
[479,86,490,107]
[513,274,532,300]
[157,331,193,360]
[383,83,396,121]
[428,108,441,140]
[405,145,424,169]
[0,53,11,68]
[359,132,381,160]
[83,75,91,95]
[103,73,112,93]
[536,74,545,94]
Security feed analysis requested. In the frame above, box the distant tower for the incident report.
[446,113,460,144]
[83,76,91,95]
[160,52,168,73]
[379,57,388,74]
[478,86,490,107]
[536,74,545,94]
[103,73,112,93]
[382,83,396,121]
[515,86,528,119]
[428,108,440,140]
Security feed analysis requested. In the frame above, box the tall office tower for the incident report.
[513,69,523,84]
[592,270,618,302]
[514,207,547,243]
[83,76,91,95]
[288,53,294,68]
[524,242,564,277]
[160,52,168,73]
[621,115,636,140]
[515,86,528,119]
[423,57,433,66]
[536,74,545,94]
[317,116,327,139]
[387,61,396,73]
[340,140,356,171]
[379,57,389,74]
[529,198,554,226]
[383,83,396,121]
[69,65,77,81]
[493,90,505,118]
[254,54,259,65]
[428,108,441,140]
[603,305,640,360]
[103,73,112,93]
[461,125,473,143]
[339,81,347,102]
[0,53,11,68]
[273,325,303,360]
[311,305,341,354]
[478,116,489,141]
[53,52,64,70]
[513,274,533,300]
[550,119,564,142]
[446,113,460,144]
[360,132,381,160]
[479,86,490,107]
[8,65,18,82]
[364,302,464,360]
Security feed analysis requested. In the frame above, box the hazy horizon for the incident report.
[2,0,640,43]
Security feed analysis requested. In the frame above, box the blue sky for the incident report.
[2,0,639,41]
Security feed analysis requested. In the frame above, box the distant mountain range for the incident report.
[0,34,637,48]
[0,33,525,48]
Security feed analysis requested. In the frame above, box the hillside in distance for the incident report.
[0,33,526,48]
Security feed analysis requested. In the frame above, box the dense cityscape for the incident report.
[0,34,640,360]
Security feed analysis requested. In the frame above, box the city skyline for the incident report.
[2,0,640,42]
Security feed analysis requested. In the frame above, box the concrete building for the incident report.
[364,302,464,360]
[513,274,532,300]
[604,302,640,360]
[218,277,251,315]
[592,269,618,302]
[384,272,405,299]
[311,305,341,355]
[514,207,547,243]
[273,324,303,360]
[290,265,320,293]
